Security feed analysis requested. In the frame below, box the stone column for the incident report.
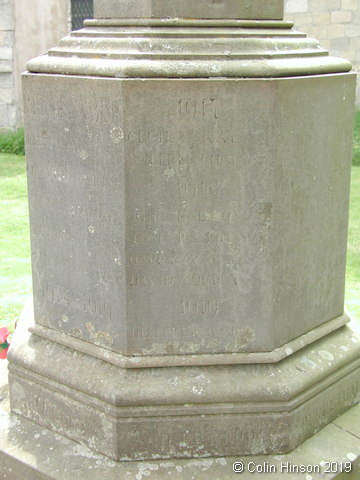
[8,0,360,462]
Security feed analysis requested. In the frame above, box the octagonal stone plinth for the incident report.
[23,72,355,368]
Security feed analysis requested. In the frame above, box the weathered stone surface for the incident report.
[2,385,360,480]
[2,374,360,480]
[7,310,360,460]
[0,0,15,130]
[22,72,355,366]
[0,0,14,31]
[8,0,359,465]
[2,305,360,479]
[27,20,352,78]
[94,0,285,20]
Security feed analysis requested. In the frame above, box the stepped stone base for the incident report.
[0,363,359,479]
[5,310,360,462]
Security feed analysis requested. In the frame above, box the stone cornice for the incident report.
[26,19,352,78]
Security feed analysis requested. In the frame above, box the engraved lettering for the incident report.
[181,298,219,317]
[178,98,218,119]
[132,207,156,224]
[178,178,219,198]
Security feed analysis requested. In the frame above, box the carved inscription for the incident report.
[110,129,241,146]
[180,298,219,317]
[160,272,236,287]
[27,91,122,123]
[144,152,240,169]
[27,80,272,352]
[177,98,218,119]
[177,208,232,223]
[129,229,246,246]
[130,420,282,451]
[121,91,269,349]
[41,283,113,319]
[299,380,360,429]
[128,325,249,341]
[132,207,156,224]
[178,179,219,198]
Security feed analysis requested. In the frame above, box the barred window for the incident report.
[71,0,93,30]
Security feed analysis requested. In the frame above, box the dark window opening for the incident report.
[71,0,93,30]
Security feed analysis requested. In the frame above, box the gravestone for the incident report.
[6,0,360,464]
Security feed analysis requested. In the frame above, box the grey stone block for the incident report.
[0,72,13,89]
[0,47,12,60]
[2,343,360,477]
[22,72,355,366]
[0,104,15,128]
[0,1,14,31]
[94,0,285,20]
[0,59,12,73]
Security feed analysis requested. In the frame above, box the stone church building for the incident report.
[0,0,359,130]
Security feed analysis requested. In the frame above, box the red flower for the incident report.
[0,327,10,359]
[0,327,10,344]
[0,348,8,359]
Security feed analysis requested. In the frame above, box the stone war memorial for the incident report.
[1,0,360,478]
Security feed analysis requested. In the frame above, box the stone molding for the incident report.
[26,19,352,78]
[29,313,349,368]
[8,313,360,460]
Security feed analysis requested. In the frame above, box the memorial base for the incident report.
[6,310,360,462]
[1,362,360,479]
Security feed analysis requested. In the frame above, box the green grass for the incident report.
[0,153,31,331]
[353,110,360,166]
[345,166,360,320]
[0,129,25,156]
